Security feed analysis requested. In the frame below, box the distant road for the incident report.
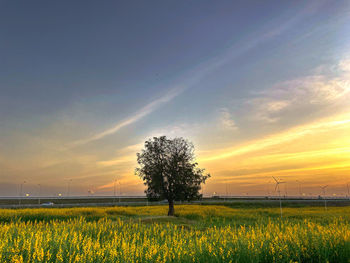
[0,196,349,208]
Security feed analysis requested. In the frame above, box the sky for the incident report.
[1,0,350,197]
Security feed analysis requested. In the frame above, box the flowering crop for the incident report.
[0,205,349,262]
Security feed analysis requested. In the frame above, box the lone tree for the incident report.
[136,136,210,216]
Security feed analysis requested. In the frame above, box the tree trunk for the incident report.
[168,200,175,216]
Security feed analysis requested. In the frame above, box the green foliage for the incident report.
[136,136,209,215]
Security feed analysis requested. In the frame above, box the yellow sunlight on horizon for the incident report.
[199,112,350,189]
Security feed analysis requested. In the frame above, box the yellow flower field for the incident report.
[0,205,349,262]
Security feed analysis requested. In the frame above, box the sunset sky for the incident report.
[1,1,350,197]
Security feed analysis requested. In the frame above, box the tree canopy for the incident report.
[136,136,210,216]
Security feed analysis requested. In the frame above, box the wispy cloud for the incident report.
[219,108,238,130]
[245,59,350,124]
[201,112,350,162]
[339,58,350,72]
[97,156,135,167]
[73,86,185,145]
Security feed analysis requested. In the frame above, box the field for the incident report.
[0,204,349,263]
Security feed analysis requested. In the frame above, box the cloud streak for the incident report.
[201,112,350,162]
[73,86,185,145]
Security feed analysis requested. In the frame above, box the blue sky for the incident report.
[1,1,350,196]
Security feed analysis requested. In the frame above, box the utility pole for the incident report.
[321,185,328,211]
[119,182,121,203]
[284,183,288,199]
[67,179,72,197]
[113,179,117,204]
[19,181,26,206]
[296,180,302,198]
[38,184,41,205]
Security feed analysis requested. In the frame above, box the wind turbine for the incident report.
[320,185,328,211]
[273,176,285,219]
